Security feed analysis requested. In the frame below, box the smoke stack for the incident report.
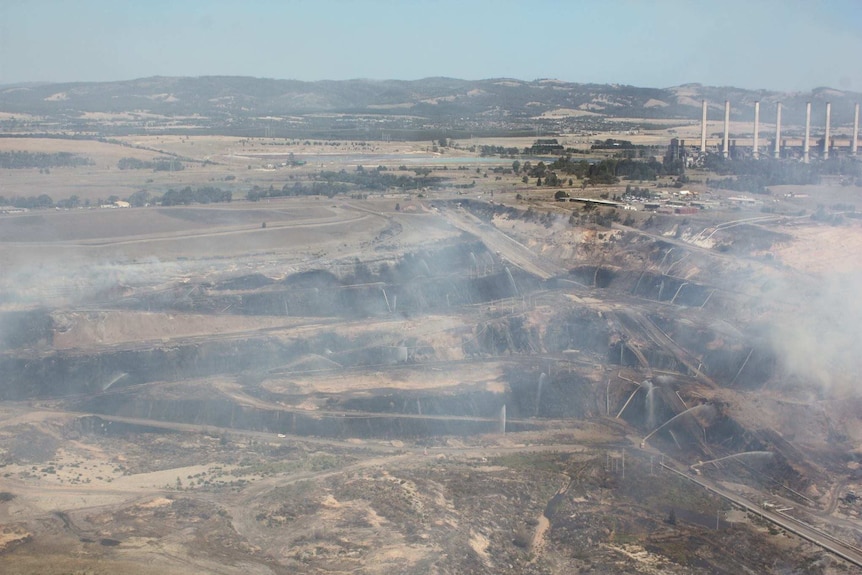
[774,102,782,159]
[824,102,831,160]
[753,101,760,159]
[853,103,859,156]
[803,102,811,163]
[700,100,707,152]
[723,100,730,159]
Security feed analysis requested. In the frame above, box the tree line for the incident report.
[160,186,231,205]
[318,166,442,190]
[247,182,350,201]
[704,156,862,195]
[118,157,185,171]
[521,156,682,186]
[1,185,231,210]
[247,167,442,201]
[0,151,92,169]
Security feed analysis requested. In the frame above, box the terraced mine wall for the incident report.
[0,309,54,350]
[0,303,776,404]
[73,396,539,439]
[0,337,305,400]
[118,269,541,317]
[567,266,714,307]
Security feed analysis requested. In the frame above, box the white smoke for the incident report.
[767,270,862,394]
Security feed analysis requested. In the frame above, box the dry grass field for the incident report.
[1,135,514,202]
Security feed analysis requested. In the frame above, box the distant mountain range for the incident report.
[1,76,860,126]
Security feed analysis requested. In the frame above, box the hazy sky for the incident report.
[2,0,861,91]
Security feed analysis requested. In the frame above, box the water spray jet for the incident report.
[535,373,547,417]
[642,403,716,446]
[690,451,773,472]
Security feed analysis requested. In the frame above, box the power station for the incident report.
[685,99,860,163]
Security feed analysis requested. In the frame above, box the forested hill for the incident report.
[1,76,860,125]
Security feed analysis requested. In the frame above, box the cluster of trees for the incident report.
[548,157,591,179]
[247,182,350,201]
[809,204,850,225]
[317,167,441,190]
[478,145,520,157]
[118,157,185,171]
[706,160,817,194]
[509,160,569,187]
[1,193,114,209]
[536,172,574,187]
[160,186,231,205]
[0,194,56,209]
[590,138,638,150]
[1,187,229,210]
[543,158,596,183]
[396,166,435,176]
[55,195,83,208]
[545,156,672,184]
[707,156,861,178]
[569,206,624,228]
[453,180,476,189]
[510,156,676,187]
[709,176,770,195]
[0,151,92,169]
[526,139,564,154]
[623,185,654,199]
[127,190,152,207]
[530,163,550,178]
[706,156,812,181]
[248,163,447,201]
[510,156,672,188]
[705,156,862,194]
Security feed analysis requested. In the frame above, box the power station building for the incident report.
[681,100,859,162]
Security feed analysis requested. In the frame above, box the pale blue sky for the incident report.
[1,0,861,91]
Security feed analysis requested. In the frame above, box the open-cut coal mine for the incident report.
[2,124,862,575]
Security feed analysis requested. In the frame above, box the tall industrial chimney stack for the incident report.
[824,102,831,160]
[700,100,707,152]
[774,103,782,159]
[723,100,730,159]
[803,102,811,164]
[853,103,859,156]
[753,101,760,159]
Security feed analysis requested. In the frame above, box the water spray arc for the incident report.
[642,404,716,446]
[690,451,774,471]
[616,379,658,427]
[102,372,129,391]
[643,379,656,429]
[535,372,547,417]
[616,382,642,419]
[504,267,518,297]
